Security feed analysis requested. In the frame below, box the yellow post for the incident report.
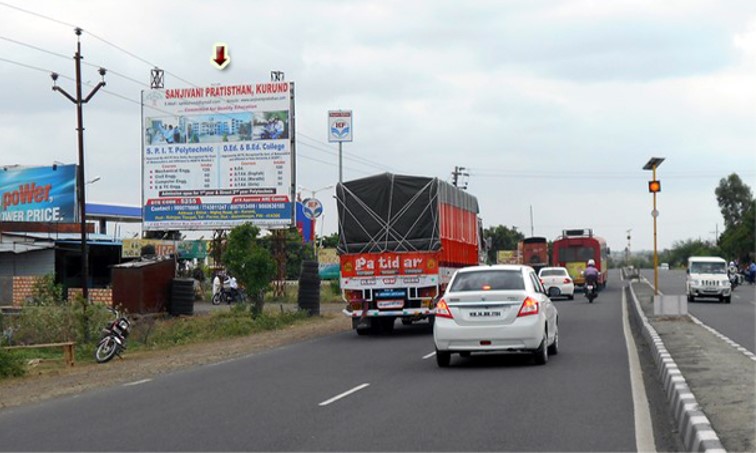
[653,164,659,296]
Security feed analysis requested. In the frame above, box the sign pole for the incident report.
[339,142,343,184]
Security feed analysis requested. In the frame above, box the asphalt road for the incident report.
[0,280,668,452]
[640,268,756,353]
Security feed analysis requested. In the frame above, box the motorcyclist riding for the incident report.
[583,259,600,287]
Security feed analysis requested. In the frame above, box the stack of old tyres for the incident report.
[297,260,320,316]
[170,278,195,315]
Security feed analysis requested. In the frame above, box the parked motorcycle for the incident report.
[95,308,131,363]
[584,283,598,303]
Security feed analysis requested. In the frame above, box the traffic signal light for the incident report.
[648,180,661,193]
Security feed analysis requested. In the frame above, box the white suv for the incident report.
[686,256,731,303]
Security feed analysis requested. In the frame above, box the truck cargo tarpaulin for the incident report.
[336,173,479,255]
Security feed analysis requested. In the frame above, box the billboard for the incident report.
[0,164,76,222]
[142,82,295,230]
[328,110,353,142]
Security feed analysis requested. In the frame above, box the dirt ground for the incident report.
[0,310,352,410]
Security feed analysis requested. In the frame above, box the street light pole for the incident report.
[51,28,106,302]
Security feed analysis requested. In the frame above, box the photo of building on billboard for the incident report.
[141,82,295,231]
[145,113,253,145]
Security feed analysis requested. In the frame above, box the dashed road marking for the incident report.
[422,352,436,360]
[124,379,152,386]
[319,383,370,407]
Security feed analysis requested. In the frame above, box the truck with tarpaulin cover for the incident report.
[336,173,484,335]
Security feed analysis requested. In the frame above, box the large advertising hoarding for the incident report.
[0,164,76,222]
[141,82,295,230]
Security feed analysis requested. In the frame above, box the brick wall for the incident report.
[12,277,114,306]
[67,288,113,306]
[11,276,38,306]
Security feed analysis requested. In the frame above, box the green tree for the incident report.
[260,228,312,279]
[665,239,720,267]
[715,173,753,230]
[483,225,525,264]
[719,199,755,262]
[319,232,340,249]
[223,224,276,316]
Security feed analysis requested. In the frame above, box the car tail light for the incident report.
[435,299,453,319]
[563,278,572,284]
[517,297,539,317]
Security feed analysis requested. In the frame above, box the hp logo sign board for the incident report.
[328,110,353,142]
[302,198,323,220]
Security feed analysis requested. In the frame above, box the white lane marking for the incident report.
[641,276,664,295]
[689,315,756,362]
[422,351,436,360]
[319,383,370,407]
[622,289,656,452]
[123,378,152,387]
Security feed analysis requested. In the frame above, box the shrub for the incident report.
[11,301,113,345]
[0,348,26,378]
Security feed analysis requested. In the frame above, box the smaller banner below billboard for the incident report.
[121,239,177,258]
[0,164,76,222]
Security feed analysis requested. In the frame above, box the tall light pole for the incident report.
[51,28,106,302]
[643,157,665,296]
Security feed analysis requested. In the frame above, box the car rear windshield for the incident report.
[450,270,525,291]
[540,269,566,277]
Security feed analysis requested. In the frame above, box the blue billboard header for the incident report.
[0,164,77,222]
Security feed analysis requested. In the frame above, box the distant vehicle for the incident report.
[660,263,670,271]
[433,264,559,367]
[336,173,485,335]
[686,256,731,303]
[538,267,574,300]
[552,229,609,289]
[517,237,549,273]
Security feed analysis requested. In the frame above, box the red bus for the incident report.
[517,236,549,273]
[552,229,609,288]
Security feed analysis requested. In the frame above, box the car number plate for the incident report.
[468,310,502,318]
[377,300,404,309]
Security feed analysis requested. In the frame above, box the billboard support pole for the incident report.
[51,28,106,309]
[339,142,343,184]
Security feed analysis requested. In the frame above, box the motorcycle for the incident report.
[211,286,246,305]
[729,272,743,290]
[95,307,131,363]
[584,282,598,303]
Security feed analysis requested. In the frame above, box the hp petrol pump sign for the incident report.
[302,198,323,219]
[328,110,353,142]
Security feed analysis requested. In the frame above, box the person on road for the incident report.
[583,259,599,286]
[748,261,756,285]
[212,272,221,297]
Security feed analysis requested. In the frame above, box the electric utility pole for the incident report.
[51,28,106,302]
[452,166,468,189]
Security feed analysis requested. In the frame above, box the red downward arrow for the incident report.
[214,46,227,66]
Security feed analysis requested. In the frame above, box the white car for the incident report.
[433,264,559,367]
[538,267,575,300]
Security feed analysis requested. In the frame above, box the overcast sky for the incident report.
[1,0,755,253]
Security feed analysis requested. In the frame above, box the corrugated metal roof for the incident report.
[0,241,55,254]
[1,231,121,244]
